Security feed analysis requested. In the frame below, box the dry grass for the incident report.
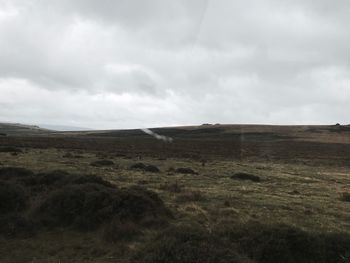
[1,145,350,262]
[1,148,350,233]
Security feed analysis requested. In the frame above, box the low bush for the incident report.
[167,167,175,173]
[175,168,198,175]
[322,232,350,263]
[0,167,34,180]
[102,219,141,242]
[17,170,114,191]
[35,184,114,229]
[130,163,160,173]
[0,167,171,234]
[0,214,36,238]
[132,224,251,263]
[62,152,74,158]
[20,170,71,187]
[234,224,322,263]
[136,222,350,263]
[117,186,172,221]
[215,222,350,263]
[70,174,114,188]
[0,146,22,153]
[340,192,350,202]
[130,163,147,170]
[144,165,160,173]
[0,167,113,190]
[230,173,261,182]
[90,160,114,167]
[36,184,171,230]
[0,181,27,213]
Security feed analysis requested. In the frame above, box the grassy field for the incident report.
[0,124,350,262]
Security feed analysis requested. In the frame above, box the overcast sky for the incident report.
[0,0,349,129]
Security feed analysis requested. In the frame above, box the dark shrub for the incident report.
[102,219,141,242]
[0,181,27,213]
[19,170,113,190]
[217,223,324,263]
[0,168,115,199]
[0,146,22,153]
[90,159,114,167]
[0,167,34,180]
[130,163,160,173]
[230,173,261,182]
[340,192,350,202]
[175,168,197,175]
[167,167,175,172]
[71,174,114,188]
[130,163,147,170]
[322,233,350,263]
[36,184,117,229]
[26,170,71,186]
[17,170,73,193]
[133,224,250,263]
[36,184,171,230]
[144,165,160,173]
[139,215,170,229]
[62,152,74,158]
[0,214,36,238]
[117,186,172,221]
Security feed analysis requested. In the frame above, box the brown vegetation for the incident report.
[1,124,350,262]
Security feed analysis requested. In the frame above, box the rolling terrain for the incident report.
[0,123,350,262]
[1,123,350,166]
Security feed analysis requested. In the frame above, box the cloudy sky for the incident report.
[0,0,349,129]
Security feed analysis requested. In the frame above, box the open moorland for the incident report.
[0,123,350,263]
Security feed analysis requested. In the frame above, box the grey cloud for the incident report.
[0,0,349,128]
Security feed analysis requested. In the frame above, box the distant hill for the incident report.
[0,123,52,136]
[81,123,350,144]
[1,122,350,144]
[38,124,91,131]
[0,123,91,136]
